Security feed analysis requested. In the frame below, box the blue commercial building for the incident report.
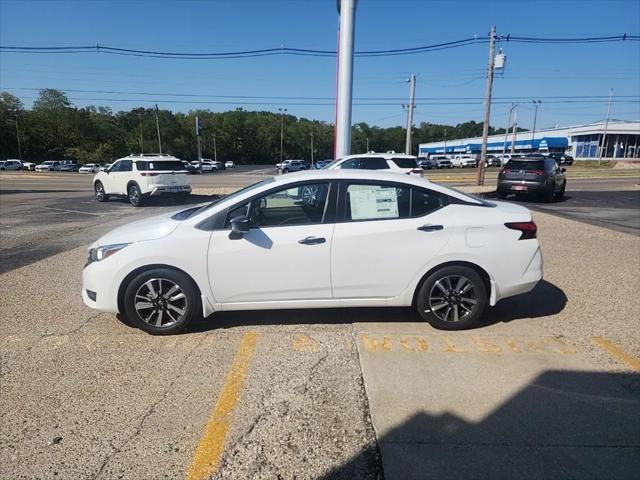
[418,120,640,160]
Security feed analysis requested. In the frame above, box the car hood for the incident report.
[90,211,182,248]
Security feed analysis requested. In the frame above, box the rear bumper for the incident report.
[498,179,551,194]
[149,185,192,195]
[493,246,543,303]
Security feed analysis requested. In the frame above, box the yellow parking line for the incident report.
[185,332,259,480]
[591,337,640,372]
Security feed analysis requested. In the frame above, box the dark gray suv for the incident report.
[497,157,566,202]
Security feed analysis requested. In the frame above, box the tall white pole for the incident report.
[334,0,357,159]
[405,74,416,155]
[154,104,162,155]
[598,88,613,165]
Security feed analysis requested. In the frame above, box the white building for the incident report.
[418,120,640,160]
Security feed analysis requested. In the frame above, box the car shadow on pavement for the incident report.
[187,280,566,332]
[318,370,640,480]
[114,193,218,207]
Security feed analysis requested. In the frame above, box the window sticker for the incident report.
[349,186,399,220]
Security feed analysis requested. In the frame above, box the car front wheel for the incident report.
[416,265,487,330]
[94,181,109,202]
[123,268,201,335]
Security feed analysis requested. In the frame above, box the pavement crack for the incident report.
[89,334,208,480]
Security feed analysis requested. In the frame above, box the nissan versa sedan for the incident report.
[83,170,543,335]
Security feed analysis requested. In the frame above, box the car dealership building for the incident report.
[418,120,640,160]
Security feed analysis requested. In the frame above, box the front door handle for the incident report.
[298,236,326,245]
[417,224,444,232]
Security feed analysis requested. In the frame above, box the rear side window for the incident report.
[340,157,390,170]
[136,160,186,171]
[411,189,448,216]
[391,158,417,168]
[506,160,544,171]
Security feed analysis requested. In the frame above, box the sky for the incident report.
[1,0,639,131]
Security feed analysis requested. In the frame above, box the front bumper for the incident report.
[82,259,121,313]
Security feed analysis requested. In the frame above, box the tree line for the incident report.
[1,89,515,164]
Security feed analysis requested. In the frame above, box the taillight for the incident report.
[505,221,537,240]
[140,172,159,176]
[502,169,511,174]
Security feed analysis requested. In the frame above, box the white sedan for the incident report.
[82,170,542,335]
[79,163,101,173]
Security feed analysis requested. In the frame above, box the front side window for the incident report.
[226,182,330,228]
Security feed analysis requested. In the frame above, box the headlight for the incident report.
[87,243,130,265]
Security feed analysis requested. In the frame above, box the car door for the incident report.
[104,160,130,194]
[331,180,452,299]
[208,181,335,305]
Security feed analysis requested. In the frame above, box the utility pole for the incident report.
[443,128,447,157]
[279,108,287,164]
[154,104,162,155]
[196,116,203,172]
[510,108,518,154]
[213,133,218,162]
[531,100,541,145]
[137,112,144,154]
[476,26,497,186]
[14,111,22,160]
[310,131,314,166]
[598,88,613,165]
[334,0,357,159]
[404,74,416,155]
[365,137,369,152]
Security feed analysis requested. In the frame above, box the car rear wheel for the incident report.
[554,182,566,200]
[128,184,145,207]
[416,265,487,330]
[94,181,109,202]
[541,185,555,203]
[123,268,201,335]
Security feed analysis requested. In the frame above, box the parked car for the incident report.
[417,156,436,170]
[182,161,198,174]
[190,160,213,173]
[497,156,567,202]
[451,154,478,168]
[325,152,422,175]
[280,160,305,173]
[497,153,527,165]
[20,161,36,171]
[484,155,501,167]
[60,162,79,172]
[547,153,574,166]
[225,161,235,169]
[429,155,453,169]
[100,164,112,172]
[313,160,332,169]
[82,169,543,335]
[79,163,101,174]
[0,159,22,171]
[36,161,62,172]
[93,154,192,207]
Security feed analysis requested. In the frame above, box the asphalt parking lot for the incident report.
[1,167,639,479]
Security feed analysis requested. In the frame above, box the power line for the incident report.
[1,34,638,59]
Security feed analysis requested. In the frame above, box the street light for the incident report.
[278,108,287,164]
[531,100,542,150]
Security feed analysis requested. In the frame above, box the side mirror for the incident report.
[229,215,251,239]
[561,168,566,173]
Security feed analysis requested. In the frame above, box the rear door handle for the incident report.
[298,236,326,245]
[417,224,444,232]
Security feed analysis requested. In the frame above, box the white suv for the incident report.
[93,154,192,207]
[0,159,22,171]
[36,161,62,172]
[325,152,421,175]
[451,154,478,168]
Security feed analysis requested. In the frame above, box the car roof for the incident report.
[340,152,417,160]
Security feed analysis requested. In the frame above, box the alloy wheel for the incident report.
[95,183,105,200]
[134,278,188,328]
[427,275,477,323]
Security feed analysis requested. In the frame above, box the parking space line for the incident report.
[185,332,259,480]
[40,206,104,216]
[591,337,640,372]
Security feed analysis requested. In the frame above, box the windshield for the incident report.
[177,177,276,219]
[506,160,545,170]
[136,160,186,171]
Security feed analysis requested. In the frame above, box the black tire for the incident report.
[541,185,555,203]
[496,190,507,199]
[282,169,289,174]
[94,181,109,202]
[123,268,201,335]
[416,265,487,330]
[128,183,145,207]
[554,182,566,200]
